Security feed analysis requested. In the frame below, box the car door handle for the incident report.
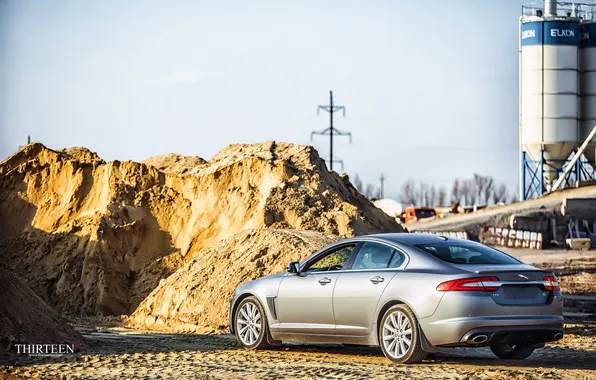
[318,277,332,285]
[370,276,384,284]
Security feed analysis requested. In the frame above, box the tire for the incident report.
[378,304,427,364]
[490,344,536,359]
[234,296,275,350]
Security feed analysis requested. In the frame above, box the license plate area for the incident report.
[497,285,547,305]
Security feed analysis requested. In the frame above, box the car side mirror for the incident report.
[287,261,301,275]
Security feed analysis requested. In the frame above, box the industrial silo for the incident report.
[580,20,596,167]
[520,1,580,199]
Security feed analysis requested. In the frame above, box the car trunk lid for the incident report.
[453,264,556,306]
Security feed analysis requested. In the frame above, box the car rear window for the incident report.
[413,242,521,265]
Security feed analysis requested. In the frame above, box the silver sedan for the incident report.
[229,233,564,364]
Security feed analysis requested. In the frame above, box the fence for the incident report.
[480,226,543,249]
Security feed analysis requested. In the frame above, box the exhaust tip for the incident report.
[553,333,563,340]
[471,334,488,344]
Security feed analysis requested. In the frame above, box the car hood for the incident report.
[259,272,285,280]
[235,271,285,294]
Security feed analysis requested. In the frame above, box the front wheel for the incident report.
[234,296,273,350]
[379,304,427,364]
[490,343,536,359]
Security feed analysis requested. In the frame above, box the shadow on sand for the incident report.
[5,328,595,372]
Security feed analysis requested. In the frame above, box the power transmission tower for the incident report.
[311,90,352,171]
[379,173,385,199]
[18,135,31,150]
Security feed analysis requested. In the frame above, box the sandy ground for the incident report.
[0,325,595,380]
[2,243,595,379]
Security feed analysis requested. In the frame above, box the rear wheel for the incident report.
[379,304,427,364]
[490,343,536,359]
[234,296,274,350]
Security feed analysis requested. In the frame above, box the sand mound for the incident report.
[143,153,207,175]
[0,141,401,317]
[126,229,336,333]
[60,147,105,165]
[0,262,82,354]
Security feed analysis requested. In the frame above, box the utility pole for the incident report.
[311,90,352,171]
[379,173,385,199]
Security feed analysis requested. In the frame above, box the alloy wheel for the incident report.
[382,310,412,359]
[236,301,262,346]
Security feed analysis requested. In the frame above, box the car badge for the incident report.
[518,274,529,280]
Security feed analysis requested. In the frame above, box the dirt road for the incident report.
[1,325,595,379]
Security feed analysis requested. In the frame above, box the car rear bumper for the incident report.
[422,315,564,346]
[459,324,564,345]
[420,291,564,346]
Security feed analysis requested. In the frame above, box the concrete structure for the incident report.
[520,1,596,200]
[580,21,596,166]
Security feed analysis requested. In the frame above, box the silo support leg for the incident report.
[552,125,596,192]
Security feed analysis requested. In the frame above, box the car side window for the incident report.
[388,250,405,268]
[305,245,356,273]
[351,242,395,270]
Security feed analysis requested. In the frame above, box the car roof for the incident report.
[347,233,469,246]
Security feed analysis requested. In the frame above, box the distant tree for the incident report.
[399,176,511,207]
[483,176,494,205]
[428,185,437,207]
[471,173,495,205]
[461,180,471,205]
[508,191,519,204]
[470,180,478,205]
[419,182,428,206]
[438,186,447,206]
[473,174,484,204]
[450,179,461,205]
[353,174,364,194]
[492,183,508,204]
[399,180,417,206]
[364,183,377,200]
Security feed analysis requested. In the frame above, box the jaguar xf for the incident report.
[229,233,563,364]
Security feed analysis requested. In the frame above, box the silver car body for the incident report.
[229,233,564,350]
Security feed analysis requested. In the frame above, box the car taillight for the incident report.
[436,276,500,292]
[543,275,560,291]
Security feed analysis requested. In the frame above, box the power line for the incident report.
[311,90,352,171]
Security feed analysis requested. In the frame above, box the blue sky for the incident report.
[1,0,528,199]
